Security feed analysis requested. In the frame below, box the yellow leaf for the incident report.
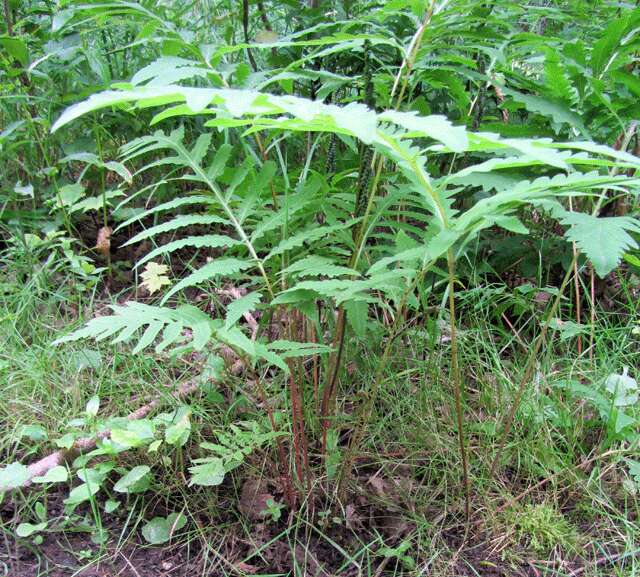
[140,262,171,295]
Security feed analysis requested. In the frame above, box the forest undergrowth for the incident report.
[2,1,640,576]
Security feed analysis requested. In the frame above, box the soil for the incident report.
[5,535,188,577]
[2,531,582,577]
[0,533,523,577]
[1,485,590,577]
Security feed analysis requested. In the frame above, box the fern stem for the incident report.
[181,145,275,299]
[390,0,438,106]
[569,196,582,355]
[321,4,442,449]
[446,249,471,521]
[253,371,296,508]
[351,0,442,259]
[287,313,311,491]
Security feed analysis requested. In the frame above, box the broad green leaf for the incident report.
[85,395,100,417]
[113,465,152,493]
[0,35,29,67]
[17,522,47,538]
[141,512,187,544]
[71,349,102,371]
[19,425,48,442]
[57,183,85,207]
[111,422,155,448]
[345,300,368,338]
[501,88,589,137]
[32,466,68,484]
[561,213,640,277]
[605,367,638,407]
[591,10,640,76]
[165,408,192,447]
[188,458,225,486]
[0,462,30,491]
[55,433,76,449]
[64,482,101,507]
[76,463,113,485]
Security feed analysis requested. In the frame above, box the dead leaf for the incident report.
[294,544,332,577]
[534,291,551,305]
[368,475,387,497]
[94,226,112,257]
[345,504,361,529]
[134,240,150,260]
[140,262,171,295]
[376,514,411,538]
[234,561,259,574]
[239,479,273,521]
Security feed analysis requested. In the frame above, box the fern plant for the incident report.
[50,83,640,507]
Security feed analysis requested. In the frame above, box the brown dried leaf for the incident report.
[294,544,332,577]
[376,514,411,538]
[94,226,112,257]
[345,504,361,530]
[239,479,273,521]
[368,475,387,497]
[234,561,259,574]
[534,291,551,305]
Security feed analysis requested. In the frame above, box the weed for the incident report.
[510,503,579,556]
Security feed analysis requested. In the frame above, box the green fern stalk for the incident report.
[446,249,471,521]
[322,4,440,455]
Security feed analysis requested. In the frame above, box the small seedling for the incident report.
[260,498,284,522]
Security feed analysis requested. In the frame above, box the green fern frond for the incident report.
[161,259,252,304]
[561,213,640,277]
[135,235,241,269]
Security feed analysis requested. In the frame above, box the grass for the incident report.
[1,243,640,576]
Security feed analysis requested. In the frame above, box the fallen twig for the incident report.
[12,380,201,489]
[567,548,640,577]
